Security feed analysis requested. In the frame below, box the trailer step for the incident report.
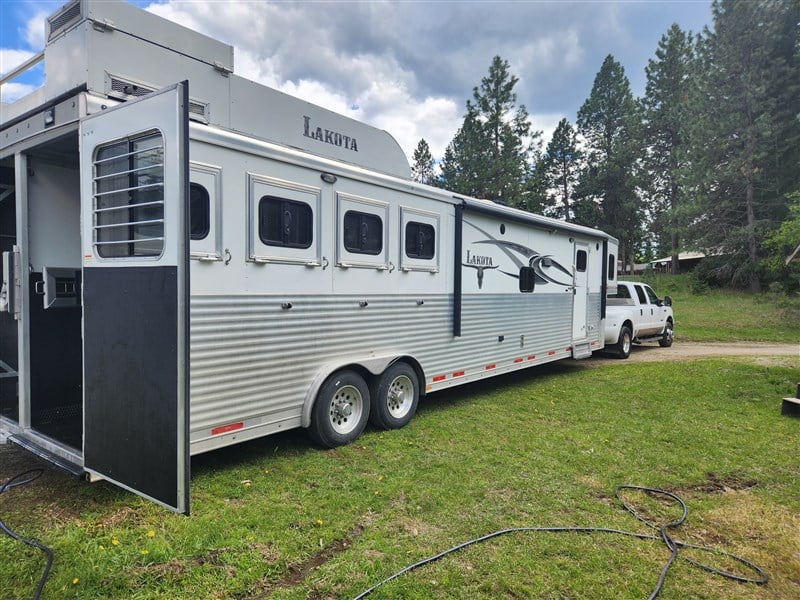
[8,434,84,478]
[572,342,593,360]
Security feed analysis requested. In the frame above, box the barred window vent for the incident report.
[47,0,81,41]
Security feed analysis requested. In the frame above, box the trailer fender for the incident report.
[301,354,424,428]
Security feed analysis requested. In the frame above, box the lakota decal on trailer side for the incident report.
[463,221,573,290]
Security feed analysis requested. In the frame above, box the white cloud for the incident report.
[0,81,37,103]
[534,113,570,150]
[0,49,35,76]
[24,10,49,50]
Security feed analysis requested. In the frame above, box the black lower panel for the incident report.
[29,274,83,448]
[83,266,185,511]
[0,193,17,421]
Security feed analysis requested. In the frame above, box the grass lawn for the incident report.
[1,355,798,599]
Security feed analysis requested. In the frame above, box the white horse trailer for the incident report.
[0,0,619,512]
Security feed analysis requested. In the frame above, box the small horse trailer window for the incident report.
[405,221,435,259]
[343,210,383,255]
[259,196,313,249]
[189,183,210,240]
[93,131,165,258]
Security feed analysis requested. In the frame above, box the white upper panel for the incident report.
[3,0,411,179]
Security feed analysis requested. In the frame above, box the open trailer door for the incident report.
[79,83,190,513]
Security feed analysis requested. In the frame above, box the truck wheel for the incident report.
[659,320,674,348]
[309,370,370,448]
[369,362,419,430]
[615,325,632,359]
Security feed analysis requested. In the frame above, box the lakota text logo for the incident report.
[463,250,498,289]
[303,116,359,152]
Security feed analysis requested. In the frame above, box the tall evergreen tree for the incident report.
[575,55,643,272]
[642,23,694,274]
[438,106,489,196]
[685,0,800,291]
[542,118,581,220]
[439,56,538,208]
[411,138,435,185]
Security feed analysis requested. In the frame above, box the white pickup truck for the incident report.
[604,281,674,358]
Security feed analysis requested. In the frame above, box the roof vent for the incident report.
[109,76,155,99]
[107,75,209,122]
[188,100,209,122]
[47,0,82,42]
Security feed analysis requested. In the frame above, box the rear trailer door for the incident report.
[79,83,190,513]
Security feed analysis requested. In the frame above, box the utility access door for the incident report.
[79,83,190,513]
[572,243,589,341]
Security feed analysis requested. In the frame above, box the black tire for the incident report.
[308,370,370,448]
[369,362,419,430]
[659,319,674,348]
[615,325,633,359]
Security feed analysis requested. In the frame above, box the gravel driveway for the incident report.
[591,341,799,364]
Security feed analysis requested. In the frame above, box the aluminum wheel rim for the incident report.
[387,375,414,418]
[328,385,363,435]
[665,324,674,343]
[622,333,632,354]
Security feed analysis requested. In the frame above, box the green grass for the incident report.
[634,273,800,342]
[1,357,799,599]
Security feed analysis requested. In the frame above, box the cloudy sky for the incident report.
[1,0,713,163]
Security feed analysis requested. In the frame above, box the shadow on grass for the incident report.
[417,358,586,417]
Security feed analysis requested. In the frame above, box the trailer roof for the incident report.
[461,197,619,244]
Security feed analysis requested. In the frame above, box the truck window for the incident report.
[644,285,659,304]
[607,284,635,306]
[259,196,313,249]
[633,284,647,304]
[344,210,383,255]
[405,221,435,259]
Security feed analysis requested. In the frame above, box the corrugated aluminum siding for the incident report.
[189,291,601,446]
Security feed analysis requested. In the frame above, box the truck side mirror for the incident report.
[664,295,672,307]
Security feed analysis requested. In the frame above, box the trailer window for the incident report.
[405,221,435,259]
[576,249,587,272]
[259,196,313,249]
[608,254,616,280]
[190,183,210,240]
[93,131,164,258]
[344,211,382,255]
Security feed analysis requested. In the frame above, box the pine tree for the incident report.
[438,106,489,196]
[439,56,538,207]
[642,24,694,274]
[685,0,800,291]
[411,138,435,185]
[575,55,643,272]
[542,118,581,220]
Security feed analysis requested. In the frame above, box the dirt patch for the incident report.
[669,472,758,496]
[278,524,365,588]
[243,523,367,599]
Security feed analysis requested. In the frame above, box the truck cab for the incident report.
[604,281,674,358]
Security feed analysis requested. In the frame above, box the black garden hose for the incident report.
[0,469,53,600]
[353,484,768,599]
